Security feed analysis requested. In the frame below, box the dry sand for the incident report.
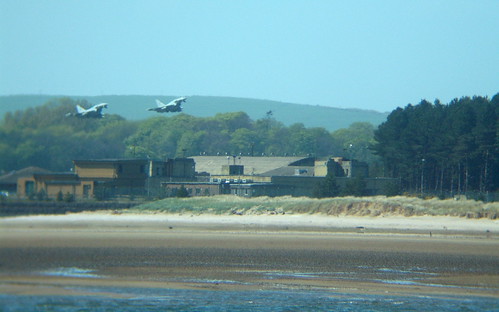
[1,212,498,299]
[2,212,498,233]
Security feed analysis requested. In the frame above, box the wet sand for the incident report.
[1,213,498,299]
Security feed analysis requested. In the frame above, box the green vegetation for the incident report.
[0,98,376,172]
[372,95,498,195]
[1,93,496,198]
[130,195,498,219]
[340,176,367,197]
[0,95,388,131]
[176,185,189,198]
[0,98,136,171]
[63,192,75,203]
[36,189,48,201]
[56,191,64,202]
[313,173,340,198]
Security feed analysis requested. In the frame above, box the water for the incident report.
[38,267,102,279]
[1,287,498,312]
[2,238,498,311]
[2,265,497,311]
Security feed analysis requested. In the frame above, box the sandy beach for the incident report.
[1,212,498,299]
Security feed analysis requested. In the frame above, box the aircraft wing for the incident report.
[93,103,108,113]
[148,107,163,112]
[164,104,176,112]
[170,97,187,105]
[149,98,183,113]
[156,99,166,108]
[167,104,182,112]
[76,105,87,114]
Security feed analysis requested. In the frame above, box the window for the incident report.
[83,184,91,198]
[25,181,35,195]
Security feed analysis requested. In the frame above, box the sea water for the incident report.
[1,287,497,312]
[2,266,498,311]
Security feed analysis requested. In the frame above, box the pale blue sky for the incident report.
[1,0,497,112]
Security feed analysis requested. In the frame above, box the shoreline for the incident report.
[2,272,498,299]
[2,211,498,231]
[1,212,497,242]
[1,212,498,299]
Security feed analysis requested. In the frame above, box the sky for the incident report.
[0,0,497,112]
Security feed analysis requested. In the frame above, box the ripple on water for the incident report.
[38,267,102,278]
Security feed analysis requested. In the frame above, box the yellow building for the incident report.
[17,158,195,200]
[17,173,91,200]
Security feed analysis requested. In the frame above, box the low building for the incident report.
[229,182,280,197]
[17,173,86,200]
[161,181,231,197]
[0,167,51,197]
[16,158,195,200]
[14,155,398,200]
[314,157,369,178]
[185,156,320,197]
[74,158,195,198]
[192,156,314,176]
[189,156,395,198]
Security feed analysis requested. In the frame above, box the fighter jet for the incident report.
[148,97,186,113]
[66,103,108,118]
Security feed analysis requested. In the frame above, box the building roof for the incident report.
[33,173,79,180]
[73,159,150,164]
[261,166,315,177]
[73,158,193,164]
[191,156,313,176]
[0,166,51,185]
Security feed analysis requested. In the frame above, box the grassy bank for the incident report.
[0,201,140,216]
[132,195,498,219]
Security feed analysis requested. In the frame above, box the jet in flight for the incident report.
[66,103,108,118]
[148,97,186,113]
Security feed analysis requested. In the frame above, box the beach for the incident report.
[1,212,498,302]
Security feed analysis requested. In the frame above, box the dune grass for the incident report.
[130,195,498,219]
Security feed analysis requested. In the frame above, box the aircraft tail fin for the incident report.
[155,99,165,107]
[76,105,86,114]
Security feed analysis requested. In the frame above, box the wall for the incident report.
[75,162,116,179]
[17,174,85,200]
[167,158,196,178]
[161,182,225,197]
[315,158,368,178]
[271,176,324,197]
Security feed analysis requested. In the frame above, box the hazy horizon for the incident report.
[1,0,497,112]
[0,93,394,113]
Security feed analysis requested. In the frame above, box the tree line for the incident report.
[372,94,498,197]
[1,94,496,198]
[0,98,376,173]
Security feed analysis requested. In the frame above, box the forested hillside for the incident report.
[0,95,388,131]
[1,94,497,198]
[0,97,376,173]
[373,94,498,195]
[0,98,136,172]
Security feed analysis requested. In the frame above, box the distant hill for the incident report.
[0,95,388,131]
